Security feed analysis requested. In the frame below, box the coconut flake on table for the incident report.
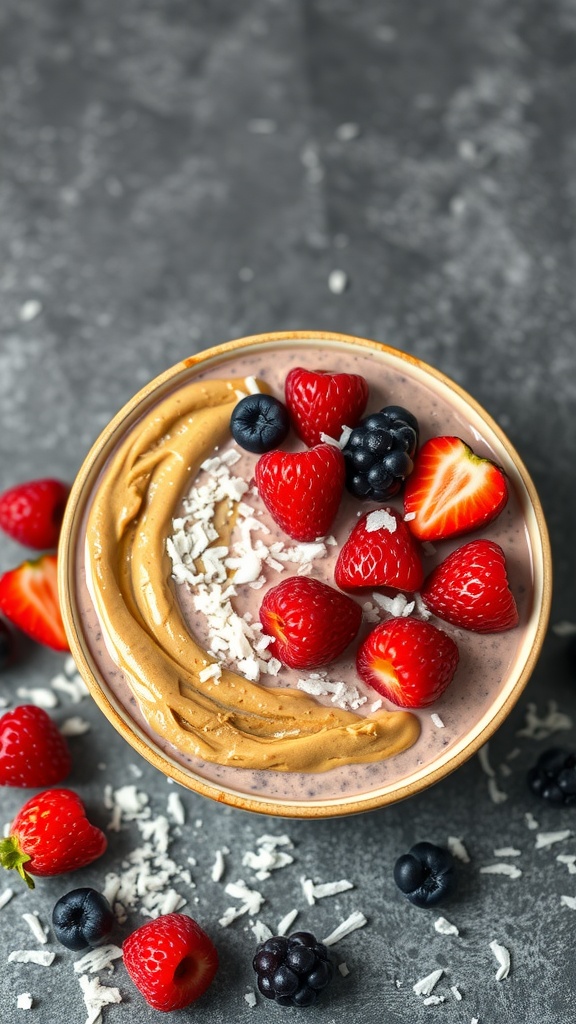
[535,830,571,850]
[412,969,443,997]
[322,912,367,946]
[60,716,91,736]
[516,701,572,740]
[15,687,58,709]
[328,269,348,294]
[78,974,122,1024]
[434,916,459,936]
[338,962,350,977]
[560,895,576,910]
[212,850,227,882]
[490,940,511,980]
[450,984,463,1001]
[479,863,522,879]
[22,913,48,945]
[167,791,185,825]
[244,990,258,1007]
[557,854,576,875]
[551,620,576,636]
[300,876,354,906]
[524,812,539,831]
[51,671,89,702]
[251,921,273,943]
[0,887,15,910]
[447,836,471,863]
[8,950,55,966]
[219,880,265,927]
[242,838,294,881]
[493,847,521,857]
[73,945,123,975]
[277,909,299,935]
[16,993,33,1010]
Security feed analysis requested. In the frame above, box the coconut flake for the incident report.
[251,921,273,943]
[490,940,511,980]
[524,812,539,831]
[167,792,185,826]
[494,847,521,857]
[60,716,91,736]
[22,913,48,945]
[338,962,350,977]
[447,837,471,863]
[413,968,443,996]
[74,945,123,975]
[8,950,55,966]
[450,984,463,1001]
[480,863,522,879]
[277,909,299,935]
[17,993,33,1010]
[560,895,576,910]
[516,701,572,740]
[244,990,257,1007]
[557,854,576,874]
[434,916,459,936]
[78,974,122,1024]
[212,850,226,882]
[365,509,397,534]
[328,269,348,294]
[535,830,571,849]
[15,687,58,709]
[0,887,15,910]
[431,713,445,729]
[322,912,367,946]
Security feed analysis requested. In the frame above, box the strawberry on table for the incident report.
[356,617,459,708]
[0,705,72,787]
[0,478,69,549]
[285,366,369,447]
[334,507,424,593]
[403,435,508,542]
[0,553,69,651]
[421,539,519,633]
[260,576,362,669]
[123,912,219,1012]
[255,443,345,542]
[0,788,107,889]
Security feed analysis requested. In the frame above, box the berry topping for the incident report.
[356,617,459,708]
[527,748,576,806]
[403,435,508,542]
[0,553,69,651]
[0,705,72,788]
[394,841,457,907]
[253,931,334,1007]
[230,393,290,454]
[122,913,219,1011]
[255,443,345,542]
[0,478,70,550]
[260,576,362,669]
[52,888,115,950]
[334,507,424,593]
[342,405,419,501]
[0,788,107,889]
[285,366,369,447]
[421,539,519,633]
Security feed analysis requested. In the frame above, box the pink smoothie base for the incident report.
[60,333,551,817]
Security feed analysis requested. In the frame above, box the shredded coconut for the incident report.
[560,895,576,910]
[557,854,576,874]
[0,887,15,910]
[431,713,445,729]
[535,830,571,849]
[8,950,55,966]
[480,863,522,879]
[322,912,367,946]
[338,962,350,977]
[244,990,257,1007]
[434,916,459,936]
[516,701,572,740]
[493,847,521,857]
[413,968,443,997]
[78,974,122,1024]
[490,940,511,980]
[15,687,58,709]
[16,993,33,1010]
[450,985,463,1001]
[365,508,397,534]
[447,837,471,863]
[167,792,185,826]
[60,716,91,736]
[277,909,298,935]
[300,877,354,905]
[73,945,123,975]
[22,913,48,945]
[212,850,226,882]
[328,269,348,294]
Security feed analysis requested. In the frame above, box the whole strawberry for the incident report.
[255,443,345,542]
[0,553,69,651]
[0,478,69,549]
[123,913,219,1011]
[335,507,424,593]
[260,576,362,669]
[357,617,459,708]
[0,788,107,889]
[421,539,519,633]
[0,705,72,787]
[285,366,369,447]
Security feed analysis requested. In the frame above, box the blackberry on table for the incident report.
[252,931,334,1007]
[527,747,576,806]
[342,405,419,501]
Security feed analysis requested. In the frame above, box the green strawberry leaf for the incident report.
[0,836,35,889]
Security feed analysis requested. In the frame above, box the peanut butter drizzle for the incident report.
[86,376,420,772]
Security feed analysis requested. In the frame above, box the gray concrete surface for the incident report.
[1,1,576,1021]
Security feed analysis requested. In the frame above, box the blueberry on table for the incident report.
[253,931,333,1007]
[342,405,419,501]
[527,747,576,806]
[394,841,456,908]
[52,888,115,950]
[230,393,290,454]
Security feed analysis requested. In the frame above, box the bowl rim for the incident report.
[58,330,552,819]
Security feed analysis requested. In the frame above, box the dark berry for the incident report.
[230,393,290,454]
[567,635,576,675]
[393,841,456,908]
[527,747,576,806]
[52,888,115,950]
[253,931,334,1007]
[0,618,15,670]
[342,405,419,501]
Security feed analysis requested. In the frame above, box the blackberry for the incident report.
[394,841,456,908]
[52,888,115,950]
[252,931,334,1007]
[527,747,576,806]
[342,405,419,501]
[230,393,290,454]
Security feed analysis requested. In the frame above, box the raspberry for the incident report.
[342,405,419,501]
[122,913,218,1011]
[527,748,576,806]
[253,931,334,1007]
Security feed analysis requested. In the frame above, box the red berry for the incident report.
[255,443,345,542]
[0,554,69,651]
[421,539,519,633]
[0,705,72,787]
[356,617,459,708]
[285,367,369,448]
[334,507,424,592]
[403,436,508,542]
[123,913,219,1012]
[260,576,362,669]
[0,479,69,549]
[0,788,107,889]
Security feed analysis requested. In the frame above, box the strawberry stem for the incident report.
[0,836,35,889]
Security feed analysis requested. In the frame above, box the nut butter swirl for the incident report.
[86,375,420,772]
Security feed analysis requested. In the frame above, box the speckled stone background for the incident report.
[1,1,576,1021]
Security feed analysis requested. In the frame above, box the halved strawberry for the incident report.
[260,576,362,669]
[356,617,459,708]
[421,539,519,633]
[255,443,345,542]
[403,436,508,542]
[335,507,424,593]
[285,367,369,447]
[0,554,69,651]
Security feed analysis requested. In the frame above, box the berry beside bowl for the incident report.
[58,332,551,818]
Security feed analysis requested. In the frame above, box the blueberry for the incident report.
[393,841,456,908]
[52,888,115,950]
[230,394,290,454]
[527,747,576,806]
